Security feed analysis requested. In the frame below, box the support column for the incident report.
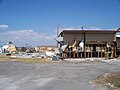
[84,33,86,58]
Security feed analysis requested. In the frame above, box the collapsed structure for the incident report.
[57,29,119,59]
[0,41,16,53]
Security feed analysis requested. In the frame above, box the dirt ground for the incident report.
[91,72,120,90]
[0,59,120,90]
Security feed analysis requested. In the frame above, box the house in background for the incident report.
[58,30,118,59]
[1,41,16,53]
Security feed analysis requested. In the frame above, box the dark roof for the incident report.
[59,30,118,36]
[64,30,117,33]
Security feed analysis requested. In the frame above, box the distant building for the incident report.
[1,41,16,53]
[58,30,118,58]
[8,44,16,53]
[34,46,56,52]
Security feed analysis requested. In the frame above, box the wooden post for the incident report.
[88,44,89,58]
[91,44,92,58]
[84,32,86,58]
[98,44,99,58]
[101,44,103,57]
[114,41,117,58]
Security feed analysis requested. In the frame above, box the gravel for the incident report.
[0,60,120,90]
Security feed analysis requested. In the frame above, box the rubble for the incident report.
[10,48,61,61]
[91,73,120,89]
[0,42,61,61]
[1,41,16,54]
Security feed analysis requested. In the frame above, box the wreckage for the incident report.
[56,29,120,59]
[0,41,16,54]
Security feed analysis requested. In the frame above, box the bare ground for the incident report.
[91,72,120,90]
[0,59,120,90]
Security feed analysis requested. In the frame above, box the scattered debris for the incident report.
[91,72,120,89]
[45,51,55,57]
[1,41,17,54]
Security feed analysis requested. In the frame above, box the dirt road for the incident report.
[0,60,120,90]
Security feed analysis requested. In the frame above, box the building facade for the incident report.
[58,30,117,58]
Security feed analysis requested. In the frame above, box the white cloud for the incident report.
[0,24,9,29]
[0,30,56,46]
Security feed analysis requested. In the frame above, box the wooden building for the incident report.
[58,30,117,58]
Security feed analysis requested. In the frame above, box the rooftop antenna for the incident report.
[81,26,84,30]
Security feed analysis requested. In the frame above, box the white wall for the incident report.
[63,33,115,45]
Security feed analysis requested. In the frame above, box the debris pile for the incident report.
[91,72,120,89]
[0,41,16,54]
[0,42,62,61]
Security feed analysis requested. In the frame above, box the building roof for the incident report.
[63,30,117,33]
[59,30,118,36]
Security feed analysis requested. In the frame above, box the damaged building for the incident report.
[57,30,118,59]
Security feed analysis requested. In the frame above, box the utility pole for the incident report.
[56,24,64,48]
[57,24,59,48]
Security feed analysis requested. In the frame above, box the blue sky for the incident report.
[0,0,120,46]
